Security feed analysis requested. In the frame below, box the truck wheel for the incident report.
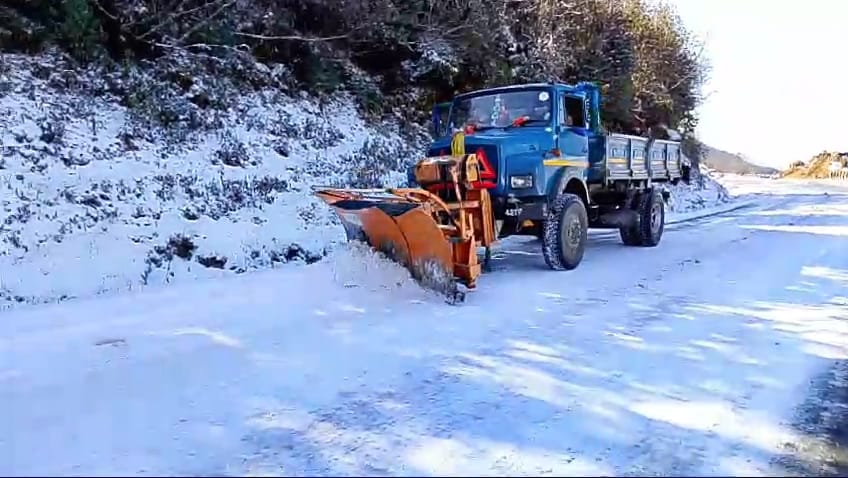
[619,220,641,246]
[638,189,665,246]
[620,189,664,247]
[542,193,588,270]
[681,164,692,184]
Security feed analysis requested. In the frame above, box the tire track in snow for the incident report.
[777,361,848,476]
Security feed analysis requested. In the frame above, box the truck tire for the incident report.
[620,189,664,247]
[542,193,588,270]
[619,220,641,246]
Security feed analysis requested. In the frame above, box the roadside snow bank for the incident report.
[0,53,734,309]
[665,166,732,214]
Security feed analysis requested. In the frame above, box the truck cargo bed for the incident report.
[602,134,685,182]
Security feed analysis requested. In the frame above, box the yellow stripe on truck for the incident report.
[451,131,465,155]
[543,159,589,167]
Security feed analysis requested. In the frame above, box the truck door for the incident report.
[557,93,590,161]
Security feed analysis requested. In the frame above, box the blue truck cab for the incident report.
[411,81,690,255]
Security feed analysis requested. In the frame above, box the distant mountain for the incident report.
[700,145,779,175]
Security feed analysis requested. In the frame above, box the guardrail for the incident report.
[828,169,848,180]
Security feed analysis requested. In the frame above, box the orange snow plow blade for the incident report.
[313,152,497,304]
[312,188,460,301]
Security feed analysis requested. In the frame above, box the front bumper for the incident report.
[495,196,547,222]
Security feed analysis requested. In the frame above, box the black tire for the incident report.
[482,246,493,272]
[620,189,664,247]
[619,221,641,245]
[681,164,692,184]
[638,189,665,247]
[542,193,588,270]
[619,193,642,245]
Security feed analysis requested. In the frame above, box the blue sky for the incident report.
[667,0,847,168]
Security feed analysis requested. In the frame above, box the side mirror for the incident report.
[430,102,451,138]
[430,107,441,138]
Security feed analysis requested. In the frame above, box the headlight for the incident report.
[510,175,534,189]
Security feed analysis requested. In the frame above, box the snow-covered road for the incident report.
[2,176,847,476]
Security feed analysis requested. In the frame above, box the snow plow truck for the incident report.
[314,82,692,303]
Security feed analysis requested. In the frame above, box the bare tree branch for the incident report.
[138,0,233,40]
[232,31,353,43]
[176,0,237,43]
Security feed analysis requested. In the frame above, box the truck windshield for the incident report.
[450,89,553,130]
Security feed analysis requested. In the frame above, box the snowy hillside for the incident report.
[1,53,731,309]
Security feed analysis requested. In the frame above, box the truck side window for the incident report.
[562,95,587,128]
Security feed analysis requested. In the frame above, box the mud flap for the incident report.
[329,199,465,304]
